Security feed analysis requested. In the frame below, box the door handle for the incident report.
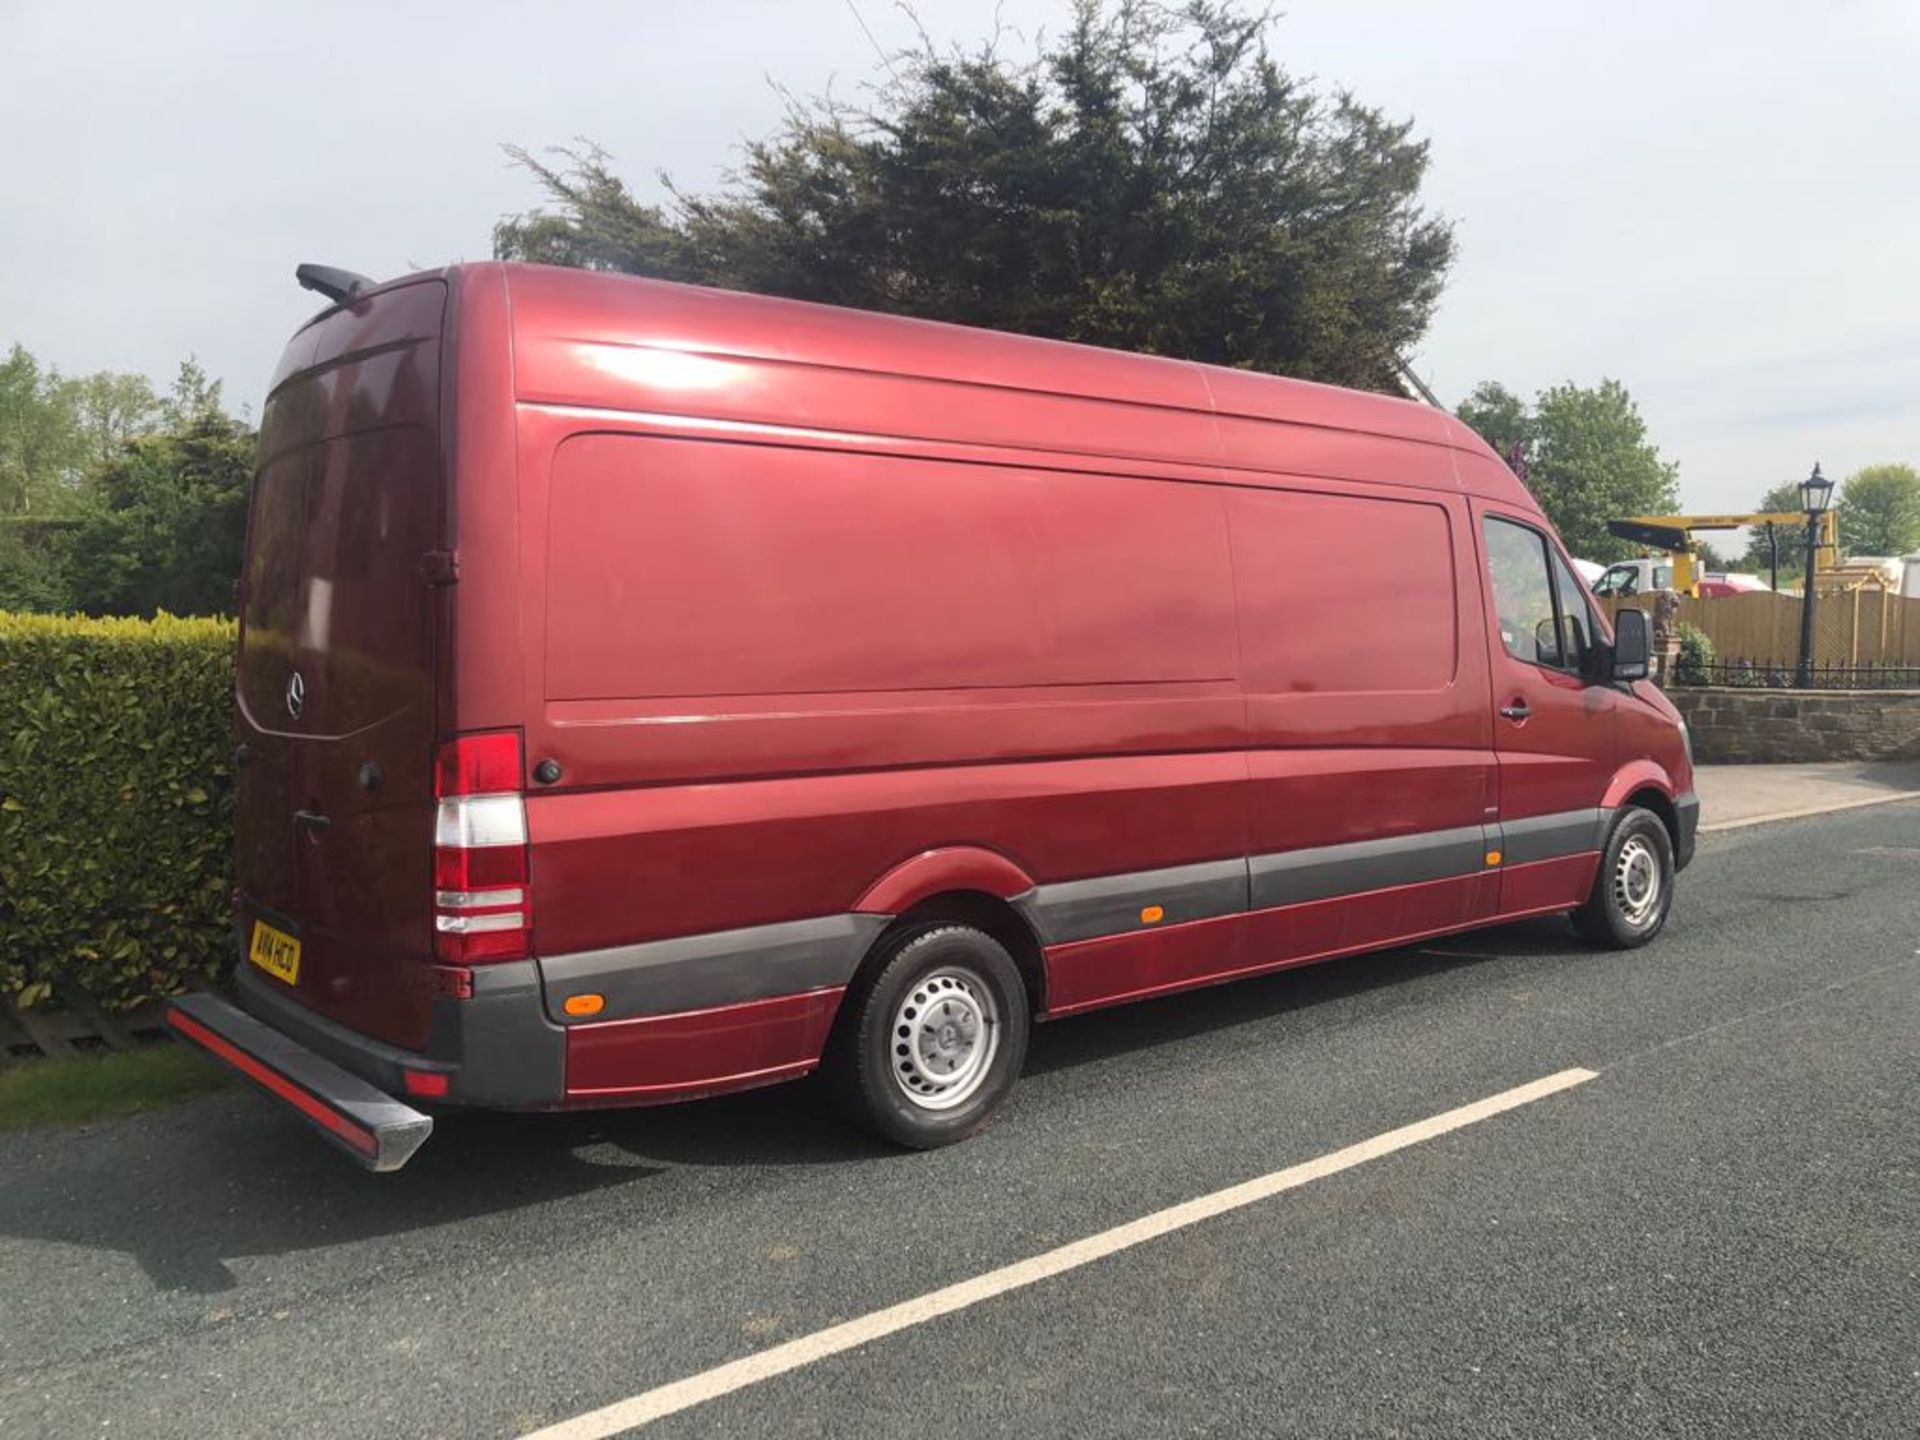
[1498,701,1532,722]
[292,808,332,831]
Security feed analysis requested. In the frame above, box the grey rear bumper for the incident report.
[232,959,566,1111]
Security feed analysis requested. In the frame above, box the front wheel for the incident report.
[829,924,1030,1149]
[1572,807,1675,948]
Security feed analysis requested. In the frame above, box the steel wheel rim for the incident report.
[1613,835,1662,926]
[888,966,1000,1112]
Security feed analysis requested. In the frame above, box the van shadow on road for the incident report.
[0,1102,662,1294]
[0,917,1579,1296]
[1020,914,1582,1078]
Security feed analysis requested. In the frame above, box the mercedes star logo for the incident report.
[285,669,306,719]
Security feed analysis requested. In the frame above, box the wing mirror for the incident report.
[1610,607,1650,681]
[1533,618,1563,667]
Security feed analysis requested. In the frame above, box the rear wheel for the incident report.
[1572,807,1674,948]
[829,924,1029,1149]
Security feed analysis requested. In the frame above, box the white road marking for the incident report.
[518,1067,1598,1440]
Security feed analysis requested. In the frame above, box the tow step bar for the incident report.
[166,993,433,1172]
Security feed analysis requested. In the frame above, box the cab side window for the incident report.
[1483,517,1564,667]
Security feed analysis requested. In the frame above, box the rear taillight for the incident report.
[433,731,530,964]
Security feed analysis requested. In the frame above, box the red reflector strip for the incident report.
[402,1068,450,1098]
[423,964,475,1000]
[167,1009,378,1159]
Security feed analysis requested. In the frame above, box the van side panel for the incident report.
[1231,482,1497,919]
[531,753,1246,958]
[563,989,844,1100]
[518,424,1247,1008]
[543,437,1236,700]
[1034,481,1502,1013]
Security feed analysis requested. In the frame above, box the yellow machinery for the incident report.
[1605,512,1839,595]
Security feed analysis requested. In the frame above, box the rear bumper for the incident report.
[167,992,432,1171]
[232,959,567,1110]
[1674,791,1700,872]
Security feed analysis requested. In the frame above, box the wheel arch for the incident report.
[1603,762,1680,850]
[1621,785,1681,857]
[854,845,1037,914]
[853,889,1048,1019]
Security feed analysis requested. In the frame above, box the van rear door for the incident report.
[234,278,447,1050]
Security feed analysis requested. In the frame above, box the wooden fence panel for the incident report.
[1597,590,1920,667]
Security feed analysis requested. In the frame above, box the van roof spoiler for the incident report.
[295,263,378,305]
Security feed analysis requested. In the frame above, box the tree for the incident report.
[61,409,253,618]
[70,370,160,470]
[495,0,1455,391]
[0,345,250,616]
[0,344,87,515]
[1455,381,1530,474]
[0,519,76,610]
[1836,463,1920,558]
[159,357,224,428]
[1456,378,1679,561]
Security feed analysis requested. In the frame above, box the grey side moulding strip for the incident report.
[535,808,1616,1019]
[538,913,890,1024]
[1498,808,1609,866]
[1249,824,1491,912]
[1016,858,1251,946]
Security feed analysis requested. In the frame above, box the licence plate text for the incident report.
[248,920,301,985]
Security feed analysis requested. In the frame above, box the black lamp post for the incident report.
[1794,462,1835,689]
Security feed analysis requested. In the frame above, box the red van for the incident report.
[169,261,1696,1169]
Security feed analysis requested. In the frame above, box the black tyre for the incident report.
[1571,807,1675,948]
[829,924,1030,1149]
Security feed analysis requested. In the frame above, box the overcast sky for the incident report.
[4,0,1916,523]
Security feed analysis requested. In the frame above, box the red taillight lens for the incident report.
[434,730,524,798]
[434,844,525,893]
[437,926,527,963]
[433,732,531,965]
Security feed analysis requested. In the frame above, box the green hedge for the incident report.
[0,612,236,1010]
[1674,622,1715,687]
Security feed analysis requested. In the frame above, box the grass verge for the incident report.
[0,1042,233,1133]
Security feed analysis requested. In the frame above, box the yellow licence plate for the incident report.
[248,919,302,985]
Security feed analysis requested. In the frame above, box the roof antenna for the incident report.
[295,263,377,305]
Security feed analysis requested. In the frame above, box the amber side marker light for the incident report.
[563,993,606,1017]
[1485,850,1503,866]
[1140,905,1165,924]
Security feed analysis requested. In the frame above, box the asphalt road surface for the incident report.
[3,803,1917,1439]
